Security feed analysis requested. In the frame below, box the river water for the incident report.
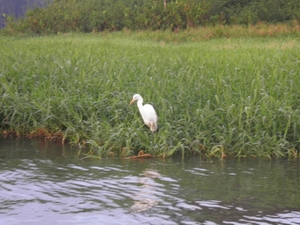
[0,137,300,225]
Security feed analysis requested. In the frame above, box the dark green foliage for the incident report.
[204,0,300,24]
[3,0,299,34]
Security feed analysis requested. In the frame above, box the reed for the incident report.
[0,33,299,158]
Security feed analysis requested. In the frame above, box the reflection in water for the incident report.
[0,137,300,224]
[130,169,161,212]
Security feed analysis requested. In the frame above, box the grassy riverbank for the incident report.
[1,31,300,158]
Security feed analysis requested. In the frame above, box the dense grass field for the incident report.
[1,31,300,159]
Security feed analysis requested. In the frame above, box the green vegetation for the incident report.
[1,32,300,159]
[0,0,50,29]
[2,0,300,34]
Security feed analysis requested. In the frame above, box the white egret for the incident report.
[130,94,158,132]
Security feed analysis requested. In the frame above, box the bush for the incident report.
[2,0,300,34]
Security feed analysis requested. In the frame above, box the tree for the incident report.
[0,0,52,28]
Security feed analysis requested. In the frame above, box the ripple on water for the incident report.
[1,147,300,225]
[185,167,213,177]
[240,211,300,225]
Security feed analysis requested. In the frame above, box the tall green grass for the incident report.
[0,33,299,158]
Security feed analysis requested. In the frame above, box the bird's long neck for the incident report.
[137,99,143,110]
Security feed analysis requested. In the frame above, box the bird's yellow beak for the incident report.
[129,99,135,105]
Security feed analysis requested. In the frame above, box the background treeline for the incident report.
[2,0,300,34]
[0,0,51,28]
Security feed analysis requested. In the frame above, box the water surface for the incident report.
[0,137,300,224]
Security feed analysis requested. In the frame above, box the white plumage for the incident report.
[130,94,158,132]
